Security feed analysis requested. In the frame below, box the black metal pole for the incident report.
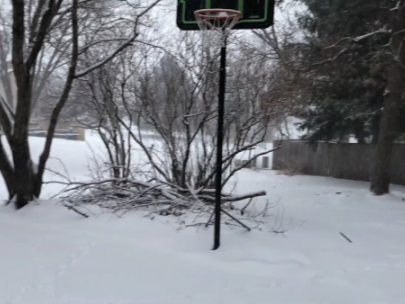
[213,33,227,251]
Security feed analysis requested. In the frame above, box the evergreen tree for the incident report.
[296,0,405,195]
[296,0,396,144]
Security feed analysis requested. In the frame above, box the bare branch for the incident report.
[74,0,161,78]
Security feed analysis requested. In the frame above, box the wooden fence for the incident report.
[272,140,405,185]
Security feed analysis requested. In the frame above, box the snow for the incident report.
[1,134,405,303]
[276,116,305,140]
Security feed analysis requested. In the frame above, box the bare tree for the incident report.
[78,29,280,190]
[0,0,160,208]
[121,33,279,189]
[60,32,274,224]
[74,49,141,180]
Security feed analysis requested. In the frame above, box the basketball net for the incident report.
[194,9,241,49]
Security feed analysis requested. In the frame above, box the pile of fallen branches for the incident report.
[59,178,294,233]
[61,178,267,217]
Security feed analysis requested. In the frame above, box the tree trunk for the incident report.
[370,3,405,195]
[12,132,36,209]
[370,86,401,195]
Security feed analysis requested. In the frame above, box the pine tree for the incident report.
[297,0,405,194]
[296,0,392,144]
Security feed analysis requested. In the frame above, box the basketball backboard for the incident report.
[177,0,275,31]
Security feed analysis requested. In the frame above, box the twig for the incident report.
[185,223,208,228]
[240,198,254,215]
[221,208,251,231]
[205,209,215,227]
[339,232,353,243]
[223,191,266,202]
[63,204,89,218]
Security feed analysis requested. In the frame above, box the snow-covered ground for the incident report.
[1,134,405,303]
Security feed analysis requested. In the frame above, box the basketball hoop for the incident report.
[177,1,275,251]
[194,8,243,251]
[194,9,241,32]
[194,9,241,47]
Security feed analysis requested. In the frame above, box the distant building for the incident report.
[0,62,85,141]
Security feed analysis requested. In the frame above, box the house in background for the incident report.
[0,61,85,141]
[29,119,86,141]
[234,142,273,170]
